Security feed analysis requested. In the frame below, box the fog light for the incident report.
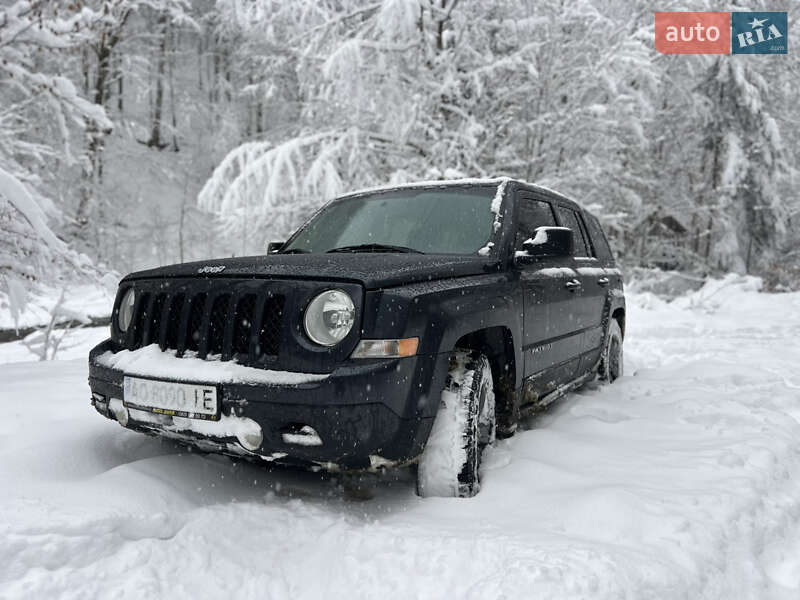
[92,392,107,411]
[281,425,323,446]
[237,427,264,451]
[108,398,129,426]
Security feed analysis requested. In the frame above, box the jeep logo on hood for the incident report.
[198,265,226,274]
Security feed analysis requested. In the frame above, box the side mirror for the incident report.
[266,241,284,254]
[518,227,573,261]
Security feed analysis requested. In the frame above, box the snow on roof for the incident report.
[491,179,508,226]
[339,177,578,207]
[342,177,512,198]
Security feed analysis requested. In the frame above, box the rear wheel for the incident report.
[417,351,495,498]
[599,319,623,383]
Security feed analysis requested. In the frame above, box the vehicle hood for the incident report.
[123,253,500,289]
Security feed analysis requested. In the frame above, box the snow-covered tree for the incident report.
[0,0,109,302]
[199,0,658,254]
[3,0,798,285]
[698,57,788,273]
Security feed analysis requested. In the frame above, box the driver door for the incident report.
[515,193,582,400]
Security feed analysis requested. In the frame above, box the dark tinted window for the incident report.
[584,213,614,264]
[554,206,590,257]
[515,198,556,250]
[576,213,594,256]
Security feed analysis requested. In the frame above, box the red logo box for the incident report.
[655,12,731,54]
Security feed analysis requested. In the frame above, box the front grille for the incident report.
[123,284,285,366]
[207,294,230,356]
[145,293,166,347]
[232,294,256,356]
[259,295,284,358]
[165,294,184,350]
[185,293,206,352]
[130,292,150,349]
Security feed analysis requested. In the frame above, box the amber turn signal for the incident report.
[350,338,419,359]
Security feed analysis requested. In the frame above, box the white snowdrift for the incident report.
[0,275,799,599]
[0,326,108,363]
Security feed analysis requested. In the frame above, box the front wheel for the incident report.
[417,351,496,498]
[598,319,623,383]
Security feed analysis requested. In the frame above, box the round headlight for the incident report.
[118,288,136,332]
[303,290,355,346]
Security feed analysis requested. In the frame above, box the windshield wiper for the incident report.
[326,243,424,254]
[279,248,308,254]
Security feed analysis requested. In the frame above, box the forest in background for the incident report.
[2,0,799,302]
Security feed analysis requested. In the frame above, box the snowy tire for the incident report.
[417,351,496,498]
[599,319,623,383]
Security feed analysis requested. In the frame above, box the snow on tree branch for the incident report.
[0,167,67,253]
[198,131,350,245]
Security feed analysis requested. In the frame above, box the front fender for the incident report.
[361,274,524,391]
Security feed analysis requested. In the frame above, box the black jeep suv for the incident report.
[88,178,625,497]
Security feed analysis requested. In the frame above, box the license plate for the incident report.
[123,376,219,420]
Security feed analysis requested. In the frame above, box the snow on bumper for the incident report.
[95,344,331,386]
[88,341,440,470]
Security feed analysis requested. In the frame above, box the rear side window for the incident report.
[584,213,614,264]
[554,206,591,257]
[515,198,556,250]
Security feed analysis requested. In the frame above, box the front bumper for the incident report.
[88,340,446,471]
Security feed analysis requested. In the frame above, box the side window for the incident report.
[584,213,614,263]
[515,198,556,250]
[576,214,595,257]
[554,206,590,257]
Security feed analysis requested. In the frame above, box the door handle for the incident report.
[565,279,581,291]
[597,277,610,286]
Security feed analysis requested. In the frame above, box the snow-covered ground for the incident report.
[0,326,109,363]
[0,281,115,331]
[1,275,799,599]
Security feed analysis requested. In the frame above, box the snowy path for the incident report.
[1,277,800,599]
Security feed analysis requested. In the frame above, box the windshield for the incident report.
[282,187,498,255]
